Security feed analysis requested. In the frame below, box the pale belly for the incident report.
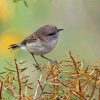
[25,39,57,55]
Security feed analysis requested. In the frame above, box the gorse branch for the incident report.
[0,51,100,99]
[14,59,22,100]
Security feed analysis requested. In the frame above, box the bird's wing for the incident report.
[21,33,38,45]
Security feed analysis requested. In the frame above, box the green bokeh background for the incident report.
[0,0,100,79]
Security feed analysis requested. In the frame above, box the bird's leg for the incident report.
[31,53,41,71]
[41,55,54,63]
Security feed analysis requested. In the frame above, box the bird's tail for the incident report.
[9,44,20,50]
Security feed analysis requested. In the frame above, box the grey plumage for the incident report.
[9,25,63,55]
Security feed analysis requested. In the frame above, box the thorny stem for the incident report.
[71,91,87,100]
[98,86,100,100]
[57,79,86,100]
[14,59,22,100]
[69,51,82,98]
[69,51,79,74]
[35,77,46,100]
[33,74,43,100]
[89,69,98,100]
[35,64,54,100]
[37,80,43,92]
[0,81,3,100]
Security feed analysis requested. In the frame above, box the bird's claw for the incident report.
[33,63,41,71]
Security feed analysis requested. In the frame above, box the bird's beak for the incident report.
[58,29,64,32]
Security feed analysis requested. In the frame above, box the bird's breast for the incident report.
[26,39,57,55]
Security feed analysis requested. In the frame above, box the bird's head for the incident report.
[36,25,64,41]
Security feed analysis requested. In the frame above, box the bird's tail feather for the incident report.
[9,44,20,50]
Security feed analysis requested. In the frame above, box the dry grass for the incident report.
[0,51,100,100]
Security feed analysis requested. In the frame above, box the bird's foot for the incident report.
[33,63,41,71]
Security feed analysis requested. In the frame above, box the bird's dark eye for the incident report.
[47,32,55,36]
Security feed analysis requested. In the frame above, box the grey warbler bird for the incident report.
[9,25,63,70]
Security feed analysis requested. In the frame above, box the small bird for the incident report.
[9,25,63,70]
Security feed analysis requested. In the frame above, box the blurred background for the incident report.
[0,0,100,70]
[0,0,100,99]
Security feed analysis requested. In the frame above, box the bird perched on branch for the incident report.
[9,25,63,70]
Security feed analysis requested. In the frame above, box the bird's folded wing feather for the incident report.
[21,34,38,45]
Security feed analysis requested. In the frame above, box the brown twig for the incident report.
[14,59,22,100]
[89,69,98,100]
[0,81,3,100]
[37,80,43,92]
[99,86,100,100]
[33,74,43,100]
[69,51,79,74]
[69,51,83,100]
